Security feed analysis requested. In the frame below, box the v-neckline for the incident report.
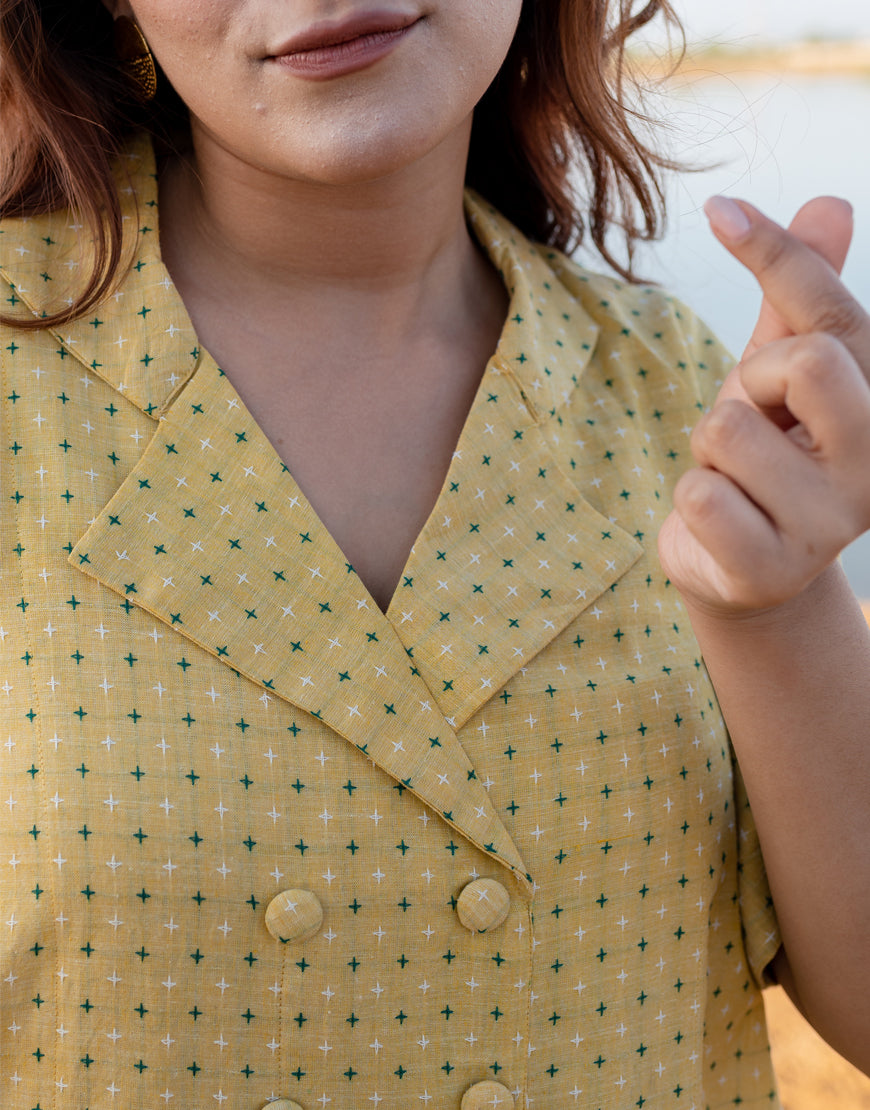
[161,325,515,622]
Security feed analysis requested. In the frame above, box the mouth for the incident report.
[268,10,423,75]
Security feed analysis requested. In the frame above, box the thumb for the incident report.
[709,194,853,359]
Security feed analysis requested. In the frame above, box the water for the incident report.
[604,71,870,597]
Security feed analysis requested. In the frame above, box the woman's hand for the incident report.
[658,195,870,614]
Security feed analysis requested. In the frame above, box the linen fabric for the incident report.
[0,136,781,1109]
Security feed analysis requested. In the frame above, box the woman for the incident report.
[2,1,869,1107]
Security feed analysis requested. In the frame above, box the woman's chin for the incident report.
[194,109,471,192]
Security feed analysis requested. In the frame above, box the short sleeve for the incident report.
[733,747,783,989]
[672,300,783,987]
[670,295,736,414]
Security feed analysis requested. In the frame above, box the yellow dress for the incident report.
[0,136,781,1109]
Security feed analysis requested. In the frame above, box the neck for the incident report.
[158,121,492,355]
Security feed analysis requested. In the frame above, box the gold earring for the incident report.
[114,15,158,102]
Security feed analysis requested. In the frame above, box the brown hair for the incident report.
[0,0,682,330]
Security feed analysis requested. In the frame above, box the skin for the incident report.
[107,0,521,610]
[106,0,870,1073]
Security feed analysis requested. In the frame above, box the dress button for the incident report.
[261,1101,304,1110]
[460,1080,515,1108]
[264,889,323,943]
[456,877,510,933]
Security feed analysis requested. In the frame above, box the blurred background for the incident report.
[606,2,870,1105]
[669,0,870,41]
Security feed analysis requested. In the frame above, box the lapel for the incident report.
[386,413,643,730]
[387,197,643,728]
[4,139,644,891]
[68,351,533,890]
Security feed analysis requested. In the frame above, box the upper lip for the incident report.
[268,9,421,56]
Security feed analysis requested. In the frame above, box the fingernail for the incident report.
[704,196,752,241]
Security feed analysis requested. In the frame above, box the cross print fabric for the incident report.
[0,135,781,1109]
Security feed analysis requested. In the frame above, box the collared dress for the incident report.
[0,136,781,1110]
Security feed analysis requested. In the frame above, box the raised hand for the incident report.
[658,196,870,613]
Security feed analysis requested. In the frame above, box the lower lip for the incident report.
[271,21,419,80]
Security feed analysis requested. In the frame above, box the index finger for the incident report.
[741,196,853,359]
[705,196,870,369]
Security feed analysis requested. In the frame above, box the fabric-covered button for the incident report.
[460,1080,515,1108]
[456,878,510,933]
[261,1101,304,1110]
[264,889,323,943]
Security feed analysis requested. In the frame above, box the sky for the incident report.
[669,0,870,44]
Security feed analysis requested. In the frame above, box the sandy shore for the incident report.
[765,987,870,1108]
[633,39,870,81]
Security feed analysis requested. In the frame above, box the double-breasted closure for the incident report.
[0,138,780,1109]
